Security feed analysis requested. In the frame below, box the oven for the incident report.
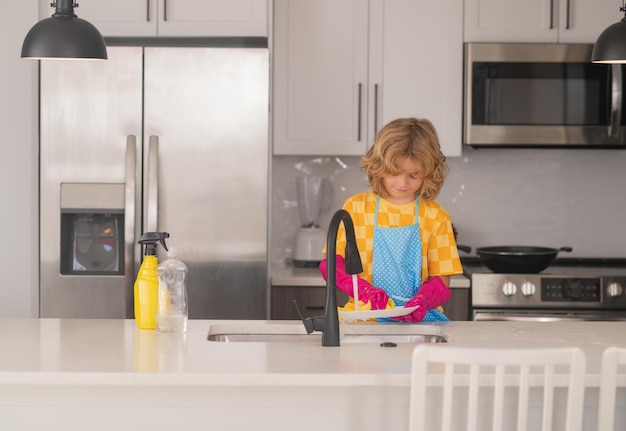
[464,260,626,322]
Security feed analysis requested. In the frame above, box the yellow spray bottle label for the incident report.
[134,255,159,329]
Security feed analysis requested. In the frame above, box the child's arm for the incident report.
[392,276,451,323]
[319,255,389,310]
[437,275,451,287]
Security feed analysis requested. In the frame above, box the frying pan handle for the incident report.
[457,245,472,254]
[559,247,573,253]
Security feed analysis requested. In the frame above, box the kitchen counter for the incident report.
[271,264,471,288]
[1,318,624,430]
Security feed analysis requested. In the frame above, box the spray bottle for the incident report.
[134,232,169,329]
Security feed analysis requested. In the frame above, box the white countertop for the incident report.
[271,264,471,288]
[2,319,625,431]
[0,318,623,387]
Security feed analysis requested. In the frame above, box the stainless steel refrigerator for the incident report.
[39,46,269,319]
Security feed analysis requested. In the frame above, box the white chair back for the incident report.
[598,346,626,431]
[409,345,586,431]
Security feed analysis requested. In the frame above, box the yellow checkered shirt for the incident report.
[331,191,463,284]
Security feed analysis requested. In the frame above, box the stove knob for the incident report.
[521,281,536,297]
[607,282,624,298]
[502,281,517,297]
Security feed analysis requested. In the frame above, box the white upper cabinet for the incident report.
[272,0,369,156]
[465,0,619,43]
[273,0,462,157]
[369,0,462,158]
[40,0,268,37]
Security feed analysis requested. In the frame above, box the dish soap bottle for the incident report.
[134,232,170,329]
[156,248,188,333]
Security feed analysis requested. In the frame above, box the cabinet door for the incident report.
[273,0,369,156]
[157,0,268,37]
[464,0,557,42]
[557,0,620,43]
[40,0,158,37]
[370,0,462,157]
[41,0,267,38]
[465,0,618,43]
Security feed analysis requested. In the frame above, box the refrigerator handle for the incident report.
[609,64,622,141]
[125,135,138,317]
[147,135,159,232]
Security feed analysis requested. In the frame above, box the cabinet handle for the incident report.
[164,0,168,21]
[549,0,554,29]
[358,83,363,141]
[609,64,622,140]
[146,0,150,21]
[374,83,379,138]
[565,0,570,29]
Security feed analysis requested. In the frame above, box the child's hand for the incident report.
[417,276,452,308]
[361,284,389,310]
[392,276,451,323]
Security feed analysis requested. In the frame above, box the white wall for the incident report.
[0,3,39,317]
[271,148,626,266]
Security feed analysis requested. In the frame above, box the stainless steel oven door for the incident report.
[473,309,626,322]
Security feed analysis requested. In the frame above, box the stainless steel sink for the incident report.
[208,333,446,344]
[207,322,448,344]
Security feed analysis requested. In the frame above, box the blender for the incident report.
[293,176,332,267]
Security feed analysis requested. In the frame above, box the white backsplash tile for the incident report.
[272,148,626,266]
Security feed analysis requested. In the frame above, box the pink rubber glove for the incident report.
[319,256,389,310]
[393,276,452,323]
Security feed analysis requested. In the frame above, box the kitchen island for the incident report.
[1,318,625,430]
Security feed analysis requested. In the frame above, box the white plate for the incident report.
[338,306,419,322]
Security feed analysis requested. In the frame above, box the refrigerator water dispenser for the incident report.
[60,183,124,275]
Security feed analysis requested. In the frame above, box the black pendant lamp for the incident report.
[21,0,107,60]
[592,3,626,63]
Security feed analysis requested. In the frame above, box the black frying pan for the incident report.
[471,246,573,273]
[457,245,573,273]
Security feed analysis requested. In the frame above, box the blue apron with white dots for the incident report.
[371,197,448,322]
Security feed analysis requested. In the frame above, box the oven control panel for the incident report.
[472,273,626,309]
[541,278,601,302]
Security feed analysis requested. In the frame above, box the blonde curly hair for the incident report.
[360,118,448,202]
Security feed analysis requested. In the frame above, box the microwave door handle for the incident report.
[609,64,622,140]
[125,135,138,317]
[146,135,159,232]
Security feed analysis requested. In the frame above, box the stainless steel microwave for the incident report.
[464,42,626,148]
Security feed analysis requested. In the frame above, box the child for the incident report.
[320,117,463,322]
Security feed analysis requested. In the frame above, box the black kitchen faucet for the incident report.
[298,209,363,346]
